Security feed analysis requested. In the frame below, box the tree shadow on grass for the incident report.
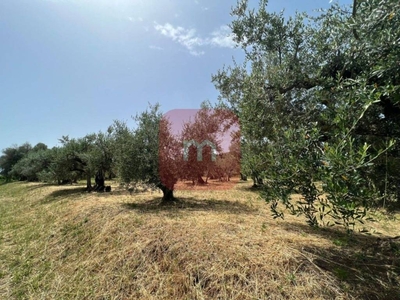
[121,196,258,215]
[234,182,264,193]
[42,186,152,203]
[42,187,87,203]
[26,183,55,191]
[280,222,400,300]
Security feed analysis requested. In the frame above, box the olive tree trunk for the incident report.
[86,173,92,191]
[158,184,175,202]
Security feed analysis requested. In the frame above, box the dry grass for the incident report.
[0,180,399,299]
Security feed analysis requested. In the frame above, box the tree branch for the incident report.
[264,78,320,94]
[352,0,359,40]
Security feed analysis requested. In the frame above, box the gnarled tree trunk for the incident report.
[94,170,105,192]
[158,184,175,202]
[86,173,92,191]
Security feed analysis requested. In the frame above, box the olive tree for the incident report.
[113,103,181,202]
[213,0,399,231]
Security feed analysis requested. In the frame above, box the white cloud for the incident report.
[154,22,236,56]
[154,22,206,56]
[209,25,236,48]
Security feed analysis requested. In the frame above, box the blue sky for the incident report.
[0,0,352,151]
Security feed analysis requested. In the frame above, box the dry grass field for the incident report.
[0,179,399,299]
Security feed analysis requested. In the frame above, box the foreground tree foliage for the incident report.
[213,0,400,231]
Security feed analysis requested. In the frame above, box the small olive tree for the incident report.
[113,104,181,202]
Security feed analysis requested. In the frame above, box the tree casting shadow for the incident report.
[121,196,258,215]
